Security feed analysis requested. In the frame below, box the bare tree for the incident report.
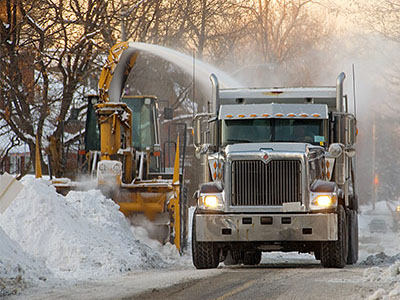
[0,0,118,176]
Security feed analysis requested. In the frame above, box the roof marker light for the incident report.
[250,114,257,117]
[287,113,296,117]
[226,114,233,118]
[238,114,245,118]
[300,113,309,117]
[262,113,270,117]
[312,113,321,117]
[275,113,283,117]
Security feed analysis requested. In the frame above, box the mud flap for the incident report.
[0,173,23,214]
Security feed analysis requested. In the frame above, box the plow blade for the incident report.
[0,173,23,214]
[117,182,181,252]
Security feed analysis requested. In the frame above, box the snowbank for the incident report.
[0,226,50,297]
[363,261,400,299]
[358,201,400,299]
[0,178,165,280]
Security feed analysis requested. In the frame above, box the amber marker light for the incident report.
[238,114,245,118]
[275,113,283,117]
[287,113,296,117]
[312,113,321,117]
[250,114,257,117]
[300,113,309,117]
[262,113,270,117]
[226,115,233,118]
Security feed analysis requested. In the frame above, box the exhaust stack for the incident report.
[210,74,220,115]
[336,72,346,113]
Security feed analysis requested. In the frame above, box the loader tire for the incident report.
[321,205,348,268]
[192,212,219,269]
[347,209,359,265]
[243,251,262,266]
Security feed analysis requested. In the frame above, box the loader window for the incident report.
[222,119,325,146]
[85,96,100,151]
[123,97,156,151]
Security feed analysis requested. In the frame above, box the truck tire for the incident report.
[243,251,262,266]
[314,249,321,261]
[347,209,359,265]
[192,212,219,269]
[224,250,240,265]
[320,205,348,268]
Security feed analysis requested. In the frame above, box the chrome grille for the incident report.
[231,160,301,206]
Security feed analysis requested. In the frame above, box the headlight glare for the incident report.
[204,195,218,208]
[316,195,332,207]
[198,193,224,211]
[310,192,337,210]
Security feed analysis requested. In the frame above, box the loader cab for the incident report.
[121,95,160,152]
[84,95,101,152]
[122,95,162,174]
[84,95,160,152]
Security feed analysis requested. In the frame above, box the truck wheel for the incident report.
[224,250,240,265]
[192,212,219,269]
[243,251,262,266]
[347,209,359,265]
[314,249,321,261]
[320,205,348,268]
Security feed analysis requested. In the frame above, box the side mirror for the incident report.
[328,143,343,158]
[345,147,356,158]
[193,113,213,150]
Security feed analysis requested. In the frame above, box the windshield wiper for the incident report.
[227,139,252,143]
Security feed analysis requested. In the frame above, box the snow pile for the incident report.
[362,252,400,266]
[130,224,188,267]
[0,178,165,280]
[358,201,400,299]
[364,262,400,299]
[0,226,50,297]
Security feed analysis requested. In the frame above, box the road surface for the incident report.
[127,259,383,300]
[9,254,390,300]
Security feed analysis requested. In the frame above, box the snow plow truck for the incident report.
[192,73,358,268]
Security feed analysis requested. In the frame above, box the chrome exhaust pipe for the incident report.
[336,72,346,112]
[210,73,220,115]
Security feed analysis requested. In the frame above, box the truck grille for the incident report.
[231,160,301,206]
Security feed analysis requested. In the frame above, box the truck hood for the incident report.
[224,142,310,155]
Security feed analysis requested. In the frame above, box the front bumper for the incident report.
[195,213,337,242]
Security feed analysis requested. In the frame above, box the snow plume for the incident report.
[0,178,166,281]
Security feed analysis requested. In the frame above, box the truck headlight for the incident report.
[316,195,333,207]
[310,193,337,210]
[198,193,224,211]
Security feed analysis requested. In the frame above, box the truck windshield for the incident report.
[221,119,325,146]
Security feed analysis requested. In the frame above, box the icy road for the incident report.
[1,178,400,300]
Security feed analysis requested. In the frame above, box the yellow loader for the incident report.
[53,42,186,252]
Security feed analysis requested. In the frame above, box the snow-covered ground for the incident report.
[0,177,180,297]
[0,177,399,299]
[357,200,400,299]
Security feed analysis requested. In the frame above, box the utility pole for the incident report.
[372,112,376,210]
